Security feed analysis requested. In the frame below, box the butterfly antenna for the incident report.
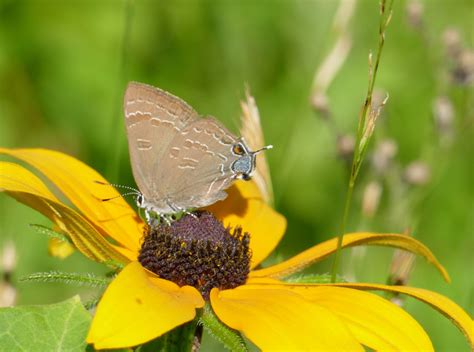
[94,180,140,193]
[254,144,273,154]
[101,191,140,202]
[94,181,142,202]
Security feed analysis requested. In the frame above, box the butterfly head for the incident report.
[230,140,272,181]
[136,193,145,208]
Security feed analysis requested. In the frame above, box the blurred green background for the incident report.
[0,0,472,350]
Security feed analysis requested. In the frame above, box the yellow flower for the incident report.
[0,148,472,351]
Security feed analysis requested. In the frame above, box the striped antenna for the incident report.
[94,180,142,202]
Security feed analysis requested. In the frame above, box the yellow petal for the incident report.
[250,232,450,282]
[48,238,75,259]
[242,281,433,351]
[19,193,131,264]
[0,148,142,253]
[329,282,474,349]
[0,161,58,201]
[210,286,363,351]
[87,262,204,349]
[207,180,286,268]
[1,162,130,263]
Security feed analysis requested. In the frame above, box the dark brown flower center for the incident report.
[138,211,251,299]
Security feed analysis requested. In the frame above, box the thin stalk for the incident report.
[331,0,393,282]
[331,180,354,282]
[106,0,134,181]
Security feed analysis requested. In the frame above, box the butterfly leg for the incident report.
[160,215,171,226]
[184,209,197,219]
[144,208,161,228]
[168,201,197,219]
[144,208,152,224]
[166,200,190,218]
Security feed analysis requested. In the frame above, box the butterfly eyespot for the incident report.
[232,144,245,155]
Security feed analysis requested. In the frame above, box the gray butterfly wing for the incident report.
[154,116,239,210]
[123,82,199,202]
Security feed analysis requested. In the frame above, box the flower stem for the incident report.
[200,303,248,351]
[330,0,393,283]
[331,178,354,282]
[106,0,134,181]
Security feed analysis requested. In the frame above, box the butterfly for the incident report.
[123,82,271,223]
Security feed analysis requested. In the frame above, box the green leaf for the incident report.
[0,296,91,352]
[200,303,248,352]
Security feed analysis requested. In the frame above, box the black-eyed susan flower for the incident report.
[0,148,472,351]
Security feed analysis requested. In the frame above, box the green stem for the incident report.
[200,303,248,351]
[330,0,393,282]
[106,0,134,181]
[331,177,355,282]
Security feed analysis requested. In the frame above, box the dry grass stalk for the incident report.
[310,0,357,116]
[240,87,274,205]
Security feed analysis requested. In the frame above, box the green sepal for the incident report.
[103,259,125,270]
[19,271,111,288]
[286,273,348,284]
[83,296,101,311]
[30,223,71,243]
